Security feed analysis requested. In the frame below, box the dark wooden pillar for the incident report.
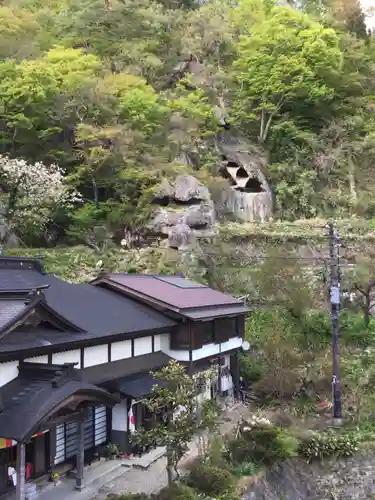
[217,357,222,397]
[75,418,85,491]
[188,323,193,376]
[16,443,25,500]
[232,351,240,400]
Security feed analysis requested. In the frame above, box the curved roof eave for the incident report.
[0,380,119,443]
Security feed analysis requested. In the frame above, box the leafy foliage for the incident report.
[232,417,299,465]
[0,0,372,243]
[299,430,359,461]
[187,461,235,496]
[132,360,220,487]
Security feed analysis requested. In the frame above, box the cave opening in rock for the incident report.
[153,196,170,207]
[236,166,248,179]
[173,197,202,206]
[219,165,236,186]
[235,177,264,193]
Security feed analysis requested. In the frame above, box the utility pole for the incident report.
[328,222,342,424]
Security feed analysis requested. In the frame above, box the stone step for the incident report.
[84,460,127,487]
[121,447,166,470]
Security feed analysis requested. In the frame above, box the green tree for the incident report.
[0,47,101,161]
[230,6,342,143]
[133,360,220,487]
[347,255,375,327]
[251,250,314,319]
[0,155,79,249]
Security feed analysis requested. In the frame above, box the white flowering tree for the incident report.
[0,155,80,249]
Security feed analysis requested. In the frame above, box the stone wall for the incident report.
[243,453,375,500]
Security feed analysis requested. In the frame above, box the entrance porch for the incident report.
[0,362,118,500]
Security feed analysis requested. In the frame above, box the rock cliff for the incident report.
[149,175,216,250]
[243,453,375,500]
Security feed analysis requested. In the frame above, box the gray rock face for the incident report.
[173,175,210,203]
[0,224,19,248]
[217,132,273,222]
[149,175,216,250]
[243,453,375,500]
[168,223,196,250]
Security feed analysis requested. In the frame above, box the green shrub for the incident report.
[299,311,331,348]
[205,435,227,468]
[154,484,198,500]
[231,461,259,477]
[299,431,359,462]
[341,312,375,347]
[239,421,299,465]
[226,436,254,464]
[187,462,235,496]
[239,353,265,384]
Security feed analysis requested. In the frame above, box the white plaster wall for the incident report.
[159,333,170,351]
[83,345,108,368]
[192,343,219,361]
[160,332,190,361]
[112,401,128,432]
[220,337,243,355]
[162,348,190,362]
[24,355,48,364]
[0,361,19,387]
[52,349,81,368]
[161,335,243,362]
[134,336,152,357]
[153,334,162,352]
[223,355,230,368]
[111,340,132,362]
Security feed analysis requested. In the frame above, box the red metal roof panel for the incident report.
[107,274,241,309]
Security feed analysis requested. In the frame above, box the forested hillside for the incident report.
[0,0,374,249]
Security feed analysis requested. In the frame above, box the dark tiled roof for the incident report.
[42,277,176,335]
[0,257,177,349]
[0,363,118,442]
[0,257,48,292]
[82,352,172,386]
[104,274,242,309]
[117,372,166,399]
[0,299,28,329]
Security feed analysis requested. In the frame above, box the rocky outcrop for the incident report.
[149,175,216,250]
[243,453,375,500]
[0,224,19,248]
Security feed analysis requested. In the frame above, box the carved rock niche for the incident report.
[217,136,273,222]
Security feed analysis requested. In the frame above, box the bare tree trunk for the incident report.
[364,292,371,327]
[91,175,99,209]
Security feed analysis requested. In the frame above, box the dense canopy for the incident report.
[0,0,374,247]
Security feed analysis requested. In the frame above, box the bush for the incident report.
[239,353,265,384]
[205,435,227,468]
[299,430,359,462]
[187,462,235,496]
[154,484,198,500]
[226,436,254,464]
[299,311,331,348]
[231,461,259,477]
[238,418,299,465]
[341,312,375,347]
